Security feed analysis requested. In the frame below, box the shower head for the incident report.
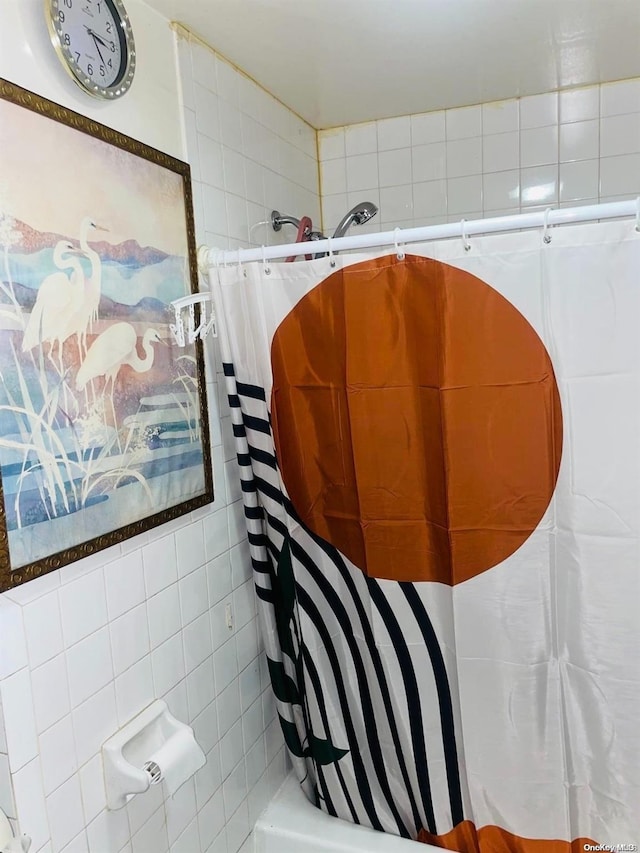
[332,201,379,239]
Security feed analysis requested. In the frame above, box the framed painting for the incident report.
[0,79,213,591]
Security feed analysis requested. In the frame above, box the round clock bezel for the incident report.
[45,0,136,100]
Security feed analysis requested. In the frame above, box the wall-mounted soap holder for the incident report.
[102,699,206,810]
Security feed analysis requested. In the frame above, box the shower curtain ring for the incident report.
[542,207,553,244]
[635,197,640,232]
[327,236,336,268]
[261,245,271,275]
[394,227,405,260]
[460,219,471,252]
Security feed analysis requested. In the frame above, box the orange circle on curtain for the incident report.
[270,255,563,585]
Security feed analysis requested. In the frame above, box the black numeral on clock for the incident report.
[87,63,93,75]
[63,33,71,45]
[58,10,65,23]
[105,22,112,34]
[63,0,72,7]
[99,65,105,77]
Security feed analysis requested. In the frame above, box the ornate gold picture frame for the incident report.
[0,79,213,591]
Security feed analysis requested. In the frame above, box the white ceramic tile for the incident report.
[560,119,599,162]
[194,746,221,813]
[199,135,225,189]
[600,113,640,158]
[519,92,558,129]
[87,808,130,853]
[559,159,600,202]
[58,570,107,647]
[560,86,600,124]
[378,148,412,187]
[235,622,258,673]
[321,158,347,196]
[227,501,246,549]
[203,185,229,236]
[71,684,118,768]
[175,520,206,578]
[232,582,255,632]
[319,128,345,161]
[600,152,640,196]
[207,552,233,611]
[217,685,241,746]
[142,535,178,598]
[115,657,154,725]
[179,565,209,628]
[204,510,230,564]
[218,100,242,152]
[191,42,216,91]
[39,715,77,794]
[186,658,216,721]
[220,719,244,781]
[147,584,182,649]
[378,184,413,222]
[127,775,164,838]
[264,719,283,765]
[239,660,261,713]
[244,735,266,790]
[110,604,150,677]
[105,551,146,622]
[0,752,15,819]
[229,541,251,591]
[183,612,213,673]
[47,775,84,853]
[131,805,169,853]
[447,175,483,214]
[600,78,640,117]
[210,599,234,653]
[446,105,481,139]
[216,57,240,107]
[483,131,519,173]
[344,122,377,156]
[60,831,89,853]
[194,84,220,141]
[78,754,106,825]
[346,153,379,192]
[164,779,197,846]
[483,170,520,211]
[226,193,249,242]
[520,165,559,206]
[482,99,518,135]
[151,633,186,697]
[377,116,411,151]
[0,598,28,678]
[411,142,446,183]
[171,818,200,853]
[520,125,559,167]
[1,669,38,772]
[222,761,247,820]
[23,591,64,669]
[12,758,49,851]
[410,110,445,146]
[198,787,225,851]
[213,639,238,697]
[66,628,113,707]
[446,137,482,177]
[226,799,250,853]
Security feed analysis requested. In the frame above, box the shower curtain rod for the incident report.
[196,199,640,270]
[170,199,638,344]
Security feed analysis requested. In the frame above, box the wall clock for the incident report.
[46,0,136,99]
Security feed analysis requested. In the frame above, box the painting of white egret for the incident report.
[0,79,213,591]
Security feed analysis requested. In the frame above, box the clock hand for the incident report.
[90,32,106,64]
[84,26,113,49]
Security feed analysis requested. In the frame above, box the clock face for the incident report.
[47,0,136,99]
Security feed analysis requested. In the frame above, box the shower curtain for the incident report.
[211,219,640,852]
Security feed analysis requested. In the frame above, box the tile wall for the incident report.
[318,78,640,234]
[0,18,319,853]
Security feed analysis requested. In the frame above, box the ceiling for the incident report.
[144,0,640,129]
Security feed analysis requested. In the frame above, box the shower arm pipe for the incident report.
[171,200,639,344]
[196,200,640,272]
